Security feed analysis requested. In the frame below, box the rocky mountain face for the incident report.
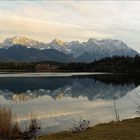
[0,44,74,62]
[1,36,46,49]
[0,36,139,62]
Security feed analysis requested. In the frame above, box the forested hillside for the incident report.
[0,55,140,73]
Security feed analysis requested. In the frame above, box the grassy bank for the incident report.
[38,117,140,140]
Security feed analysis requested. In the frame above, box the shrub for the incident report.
[71,117,90,133]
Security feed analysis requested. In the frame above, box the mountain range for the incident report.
[0,36,139,62]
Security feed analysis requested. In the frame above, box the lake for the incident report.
[0,73,140,134]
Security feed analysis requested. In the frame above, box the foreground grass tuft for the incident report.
[0,106,41,140]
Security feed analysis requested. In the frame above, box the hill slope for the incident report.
[0,44,74,62]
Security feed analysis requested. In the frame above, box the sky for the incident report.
[0,1,140,52]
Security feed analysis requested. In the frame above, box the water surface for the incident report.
[0,73,140,133]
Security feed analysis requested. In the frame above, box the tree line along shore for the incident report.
[0,55,140,73]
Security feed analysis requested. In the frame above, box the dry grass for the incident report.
[0,106,41,140]
[38,117,140,140]
[0,106,14,139]
[0,106,23,139]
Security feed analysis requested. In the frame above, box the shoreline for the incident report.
[38,117,140,140]
[0,72,113,77]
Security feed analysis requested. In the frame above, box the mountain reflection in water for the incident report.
[0,74,140,133]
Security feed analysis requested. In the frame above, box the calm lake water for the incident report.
[0,73,140,133]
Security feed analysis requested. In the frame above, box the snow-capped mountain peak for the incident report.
[2,35,40,47]
[51,38,65,46]
[46,38,68,52]
[1,36,47,49]
[0,36,139,62]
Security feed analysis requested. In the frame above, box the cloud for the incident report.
[0,1,140,52]
[0,12,113,42]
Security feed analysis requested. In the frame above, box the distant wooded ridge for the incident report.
[0,55,140,73]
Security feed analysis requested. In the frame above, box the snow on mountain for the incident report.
[66,41,85,57]
[51,38,65,46]
[1,35,46,49]
[0,36,139,62]
[66,38,138,61]
[46,38,68,53]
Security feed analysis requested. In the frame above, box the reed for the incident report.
[0,106,13,138]
[0,106,41,140]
